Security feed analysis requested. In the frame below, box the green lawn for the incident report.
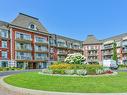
[4,72,127,93]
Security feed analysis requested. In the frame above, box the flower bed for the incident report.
[42,63,113,76]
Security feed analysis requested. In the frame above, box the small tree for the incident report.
[112,41,117,62]
[64,53,86,64]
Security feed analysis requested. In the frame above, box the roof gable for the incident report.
[11,13,48,33]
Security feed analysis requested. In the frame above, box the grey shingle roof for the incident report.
[50,33,83,43]
[0,20,9,29]
[83,35,102,44]
[11,13,48,33]
[101,33,127,42]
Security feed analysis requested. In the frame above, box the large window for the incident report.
[16,32,31,40]
[0,29,8,38]
[2,41,7,48]
[16,52,32,60]
[35,36,47,43]
[2,51,7,59]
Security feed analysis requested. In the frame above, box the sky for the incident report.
[0,0,127,41]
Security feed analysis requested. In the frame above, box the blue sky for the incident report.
[0,0,127,41]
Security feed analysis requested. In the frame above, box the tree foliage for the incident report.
[112,41,117,61]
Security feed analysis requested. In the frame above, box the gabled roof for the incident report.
[0,20,9,30]
[101,33,127,42]
[11,13,48,33]
[83,35,102,45]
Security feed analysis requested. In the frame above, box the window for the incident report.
[0,29,8,38]
[2,51,7,59]
[2,41,7,48]
[29,24,36,30]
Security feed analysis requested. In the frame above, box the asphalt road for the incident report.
[0,69,42,77]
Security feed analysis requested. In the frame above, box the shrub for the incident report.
[0,67,3,71]
[42,69,53,74]
[103,70,113,74]
[76,69,87,75]
[49,63,73,69]
[86,65,103,75]
[52,69,65,74]
[64,53,86,64]
[65,70,75,75]
[119,64,127,68]
[96,69,104,75]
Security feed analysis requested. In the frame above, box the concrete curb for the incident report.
[0,75,127,95]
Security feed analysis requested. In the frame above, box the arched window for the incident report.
[29,23,37,30]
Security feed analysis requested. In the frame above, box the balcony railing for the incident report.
[35,48,48,52]
[16,36,32,41]
[57,51,67,54]
[122,49,127,53]
[87,59,98,62]
[58,58,65,61]
[35,57,48,60]
[16,56,32,60]
[16,46,32,51]
[88,53,98,56]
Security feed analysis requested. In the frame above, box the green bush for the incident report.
[0,67,3,71]
[86,65,103,75]
[52,69,65,74]
[119,64,127,68]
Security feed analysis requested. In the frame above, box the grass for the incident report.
[4,72,127,93]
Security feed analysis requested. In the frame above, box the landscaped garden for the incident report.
[42,53,114,76]
[4,72,127,93]
[3,53,127,93]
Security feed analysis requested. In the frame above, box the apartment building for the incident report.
[0,22,11,67]
[83,33,127,64]
[83,35,102,64]
[1,13,127,68]
[101,34,127,64]
[0,13,83,68]
[49,34,83,62]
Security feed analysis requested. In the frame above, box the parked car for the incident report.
[103,60,118,69]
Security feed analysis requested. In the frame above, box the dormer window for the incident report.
[29,23,37,30]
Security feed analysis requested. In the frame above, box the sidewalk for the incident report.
[0,76,127,95]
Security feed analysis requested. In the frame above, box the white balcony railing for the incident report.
[16,46,32,50]
[35,57,48,60]
[16,56,32,60]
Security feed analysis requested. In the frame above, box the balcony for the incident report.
[16,56,32,60]
[2,57,8,60]
[88,53,98,56]
[57,44,67,47]
[103,52,113,56]
[58,58,65,61]
[87,59,98,63]
[16,46,32,52]
[15,37,32,43]
[35,49,48,53]
[122,49,127,54]
[102,45,113,50]
[57,51,67,55]
[35,37,48,46]
[35,57,48,61]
